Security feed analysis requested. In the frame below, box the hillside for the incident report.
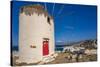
[73,39,97,49]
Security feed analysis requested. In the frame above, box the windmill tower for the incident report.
[18,4,55,64]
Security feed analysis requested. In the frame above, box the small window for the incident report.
[47,17,51,25]
[30,45,36,48]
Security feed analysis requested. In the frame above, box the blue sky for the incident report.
[11,1,97,46]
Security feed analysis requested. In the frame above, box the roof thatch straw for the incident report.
[20,4,53,19]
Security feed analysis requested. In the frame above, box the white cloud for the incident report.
[56,40,63,43]
[64,26,74,30]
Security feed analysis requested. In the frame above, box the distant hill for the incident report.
[73,39,97,49]
[55,41,79,46]
[55,39,97,51]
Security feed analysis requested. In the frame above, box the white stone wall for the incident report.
[19,12,55,63]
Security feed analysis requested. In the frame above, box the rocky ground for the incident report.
[12,52,97,66]
[46,52,97,64]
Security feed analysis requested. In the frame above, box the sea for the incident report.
[55,45,66,51]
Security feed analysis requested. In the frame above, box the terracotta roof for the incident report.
[20,4,53,19]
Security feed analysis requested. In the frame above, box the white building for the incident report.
[84,49,97,55]
[63,46,75,52]
[63,46,85,52]
[17,4,55,64]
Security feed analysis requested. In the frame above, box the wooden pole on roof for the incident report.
[44,2,47,11]
[52,3,55,16]
[57,5,64,16]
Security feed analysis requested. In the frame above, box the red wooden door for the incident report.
[43,41,49,56]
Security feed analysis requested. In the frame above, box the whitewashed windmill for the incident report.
[17,4,57,64]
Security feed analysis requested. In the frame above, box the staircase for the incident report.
[38,53,58,64]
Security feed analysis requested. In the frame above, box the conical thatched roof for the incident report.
[20,4,53,19]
